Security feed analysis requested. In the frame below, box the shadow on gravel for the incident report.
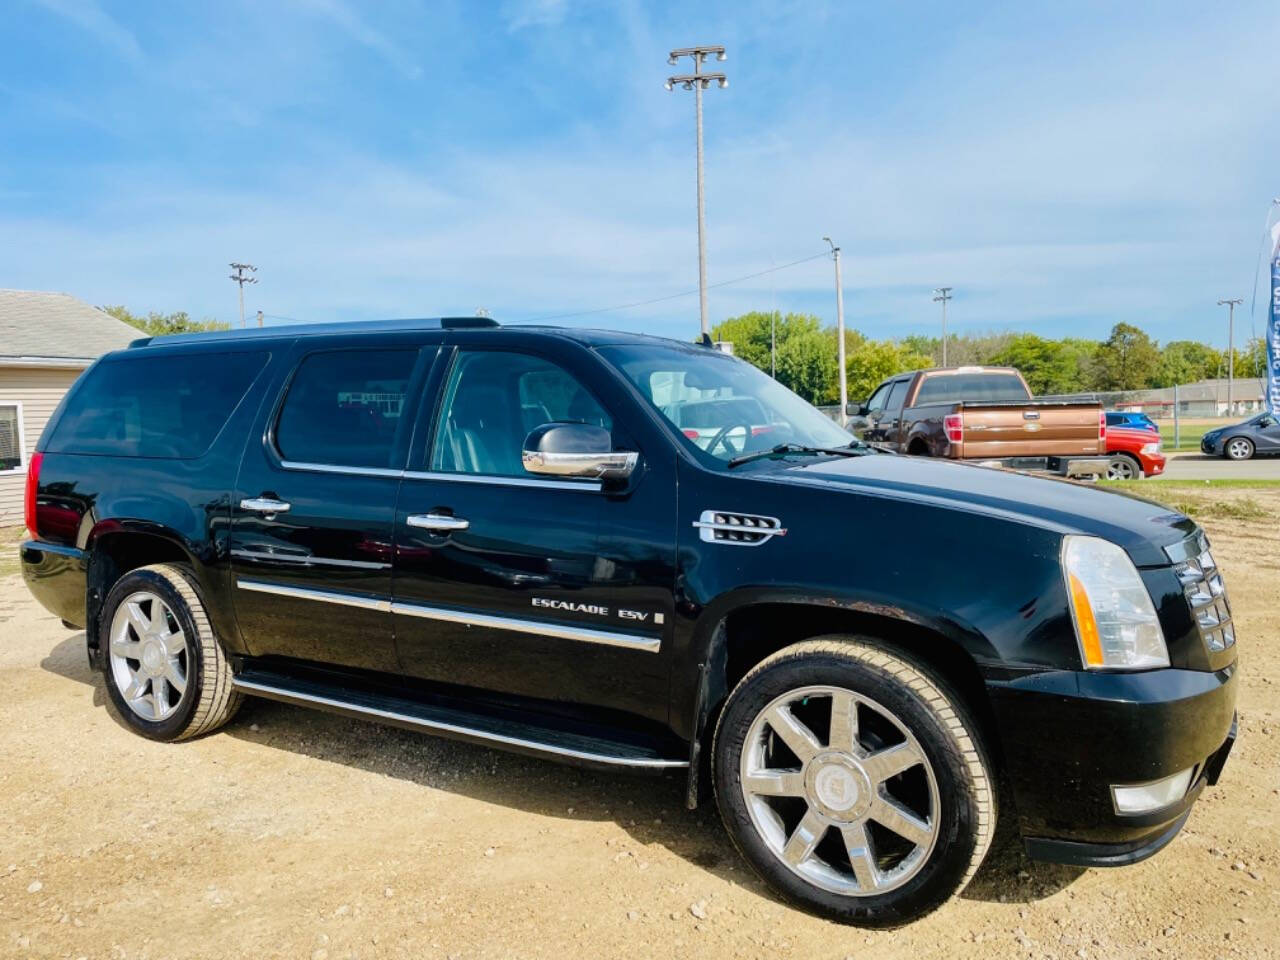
[41,632,1083,908]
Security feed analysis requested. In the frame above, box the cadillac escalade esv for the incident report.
[21,318,1236,927]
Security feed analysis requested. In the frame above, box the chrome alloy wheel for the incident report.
[1226,438,1252,460]
[739,685,940,896]
[1107,456,1137,480]
[108,591,188,722]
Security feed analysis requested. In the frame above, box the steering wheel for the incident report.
[707,421,753,457]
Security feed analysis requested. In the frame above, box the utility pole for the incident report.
[666,45,727,340]
[933,287,953,366]
[825,238,848,426]
[229,263,258,328]
[1217,298,1242,415]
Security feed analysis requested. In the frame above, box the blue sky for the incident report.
[3,0,1278,346]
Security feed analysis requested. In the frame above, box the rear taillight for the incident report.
[1099,411,1107,443]
[25,451,43,538]
[682,429,700,440]
[943,414,963,444]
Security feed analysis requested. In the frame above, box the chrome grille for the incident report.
[1173,545,1235,653]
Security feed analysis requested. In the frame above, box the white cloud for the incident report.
[500,0,569,32]
[291,0,424,80]
[34,0,141,59]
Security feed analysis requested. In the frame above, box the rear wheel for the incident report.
[100,563,241,741]
[713,637,994,927]
[1106,454,1142,480]
[1225,437,1254,461]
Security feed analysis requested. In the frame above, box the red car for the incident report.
[1106,425,1166,479]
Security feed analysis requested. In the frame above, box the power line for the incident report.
[517,251,831,324]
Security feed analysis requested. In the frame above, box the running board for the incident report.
[231,669,688,770]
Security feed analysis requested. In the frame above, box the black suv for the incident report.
[21,318,1236,926]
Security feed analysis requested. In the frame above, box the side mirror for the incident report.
[522,423,637,481]
[849,403,869,417]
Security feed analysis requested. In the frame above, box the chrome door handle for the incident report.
[407,512,470,532]
[240,497,291,515]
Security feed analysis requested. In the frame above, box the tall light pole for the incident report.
[933,287,952,366]
[229,262,258,328]
[666,45,727,340]
[824,238,848,426]
[1218,297,1242,414]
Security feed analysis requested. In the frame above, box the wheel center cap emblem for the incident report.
[814,764,859,811]
[142,643,164,672]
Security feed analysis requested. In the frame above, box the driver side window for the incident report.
[865,382,891,413]
[430,351,612,477]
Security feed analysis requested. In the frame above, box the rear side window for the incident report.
[275,349,418,469]
[48,351,268,459]
[913,373,1030,405]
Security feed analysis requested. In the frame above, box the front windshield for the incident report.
[598,343,852,464]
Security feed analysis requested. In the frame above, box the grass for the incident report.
[1157,423,1214,451]
[0,525,25,578]
[1098,480,1276,523]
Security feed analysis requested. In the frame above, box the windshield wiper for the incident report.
[727,442,862,469]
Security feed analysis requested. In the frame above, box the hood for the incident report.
[764,453,1194,567]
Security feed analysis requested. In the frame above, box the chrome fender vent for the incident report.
[692,510,786,546]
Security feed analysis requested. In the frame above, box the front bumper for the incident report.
[987,663,1237,864]
[1200,436,1222,455]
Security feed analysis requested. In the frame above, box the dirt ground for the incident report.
[1,488,1278,960]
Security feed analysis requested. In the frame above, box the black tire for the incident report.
[713,637,995,927]
[1224,437,1254,461]
[1106,453,1142,480]
[99,563,241,741]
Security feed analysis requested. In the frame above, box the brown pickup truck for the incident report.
[854,366,1109,477]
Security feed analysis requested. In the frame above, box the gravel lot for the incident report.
[2,488,1278,960]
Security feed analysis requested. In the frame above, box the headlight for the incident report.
[1140,442,1161,455]
[1062,535,1169,670]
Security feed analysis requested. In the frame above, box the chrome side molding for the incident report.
[390,600,662,653]
[233,579,661,653]
[235,578,391,612]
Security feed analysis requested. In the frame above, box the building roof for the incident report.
[0,289,141,365]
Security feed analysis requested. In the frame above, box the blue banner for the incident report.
[1271,223,1280,416]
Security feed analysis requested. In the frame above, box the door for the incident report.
[864,379,908,448]
[1255,415,1280,452]
[859,381,892,444]
[391,345,675,724]
[230,343,428,673]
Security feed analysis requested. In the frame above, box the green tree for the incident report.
[989,333,1078,395]
[843,338,934,403]
[1094,322,1160,390]
[1153,340,1222,387]
[103,305,230,337]
[712,312,835,404]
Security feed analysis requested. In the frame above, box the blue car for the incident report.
[1105,411,1158,432]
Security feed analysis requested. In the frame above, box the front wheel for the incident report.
[713,637,995,927]
[100,563,241,741]
[1224,437,1254,461]
[1106,454,1142,480]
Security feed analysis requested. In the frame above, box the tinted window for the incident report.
[865,382,891,413]
[275,350,417,468]
[432,351,611,476]
[1105,413,1123,426]
[49,351,267,459]
[913,372,1030,405]
[599,344,850,463]
[884,380,909,413]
